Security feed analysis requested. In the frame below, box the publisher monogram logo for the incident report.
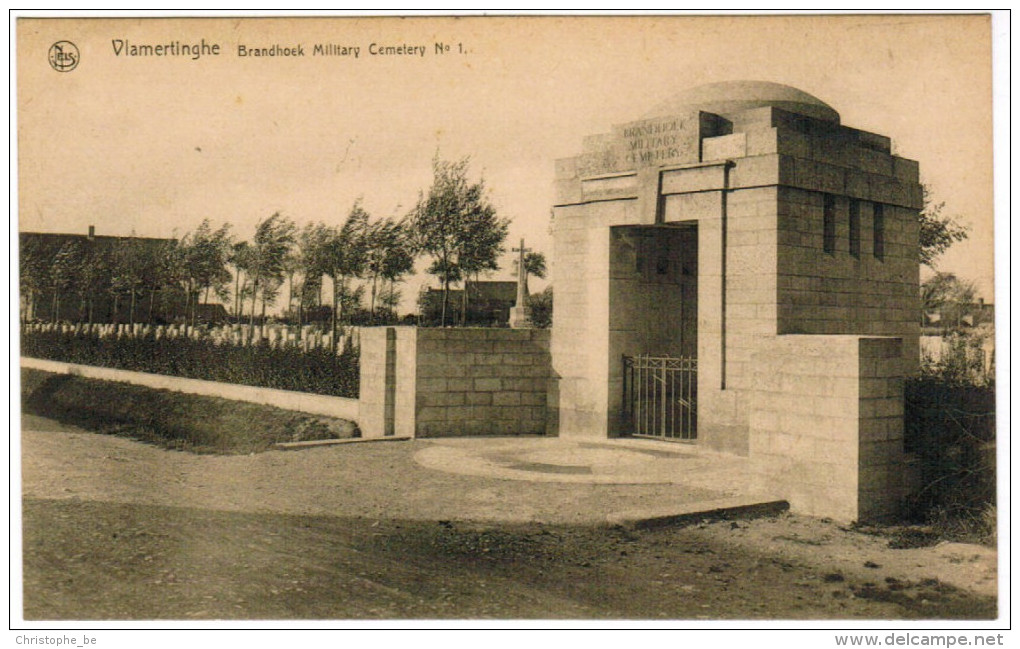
[48,41,79,72]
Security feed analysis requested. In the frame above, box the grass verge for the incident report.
[22,368,359,454]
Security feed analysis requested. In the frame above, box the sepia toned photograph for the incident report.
[13,12,1003,630]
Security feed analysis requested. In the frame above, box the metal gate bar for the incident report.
[623,354,697,440]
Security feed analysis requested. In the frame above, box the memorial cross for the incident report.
[512,238,531,308]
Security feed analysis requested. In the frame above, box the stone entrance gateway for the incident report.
[613,222,698,440]
[549,81,922,521]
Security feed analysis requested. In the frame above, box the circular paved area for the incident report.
[413,437,730,484]
[22,415,758,525]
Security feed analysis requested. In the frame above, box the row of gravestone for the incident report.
[21,321,359,354]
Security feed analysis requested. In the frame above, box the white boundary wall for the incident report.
[20,356,361,422]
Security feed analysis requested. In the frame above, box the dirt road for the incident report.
[19,417,997,620]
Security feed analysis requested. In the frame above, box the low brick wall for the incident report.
[21,356,361,422]
[359,327,552,438]
[749,335,911,522]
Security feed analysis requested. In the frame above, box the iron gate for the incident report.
[622,355,697,440]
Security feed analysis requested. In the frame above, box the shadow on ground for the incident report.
[22,498,996,621]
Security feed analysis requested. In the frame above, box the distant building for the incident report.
[418,281,518,326]
[19,226,182,324]
[194,303,230,324]
[923,298,995,333]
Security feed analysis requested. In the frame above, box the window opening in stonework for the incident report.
[849,199,861,258]
[823,193,836,254]
[873,202,885,260]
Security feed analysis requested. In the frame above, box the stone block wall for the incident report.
[707,106,922,374]
[359,326,552,438]
[414,328,551,437]
[550,200,639,438]
[675,183,781,455]
[775,186,920,373]
[856,338,913,521]
[749,335,912,521]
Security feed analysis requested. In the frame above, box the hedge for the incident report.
[904,341,996,542]
[21,329,359,399]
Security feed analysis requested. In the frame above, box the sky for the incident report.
[16,14,997,303]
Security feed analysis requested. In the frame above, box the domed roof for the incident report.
[644,80,840,124]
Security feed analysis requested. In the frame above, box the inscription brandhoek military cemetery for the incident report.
[621,117,687,166]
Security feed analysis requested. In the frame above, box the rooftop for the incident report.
[644,80,840,124]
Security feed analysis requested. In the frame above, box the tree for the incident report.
[513,250,547,295]
[526,285,553,329]
[19,236,49,322]
[919,186,969,268]
[228,241,253,320]
[108,236,154,326]
[183,220,233,328]
[170,232,195,329]
[379,219,417,321]
[138,240,166,324]
[921,272,977,332]
[75,242,109,325]
[307,204,370,348]
[365,217,416,321]
[410,156,507,326]
[49,240,83,322]
[456,205,509,325]
[246,213,296,339]
[295,222,330,329]
[281,248,302,325]
[330,203,370,332]
[378,281,403,320]
[259,274,284,327]
[153,239,187,325]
